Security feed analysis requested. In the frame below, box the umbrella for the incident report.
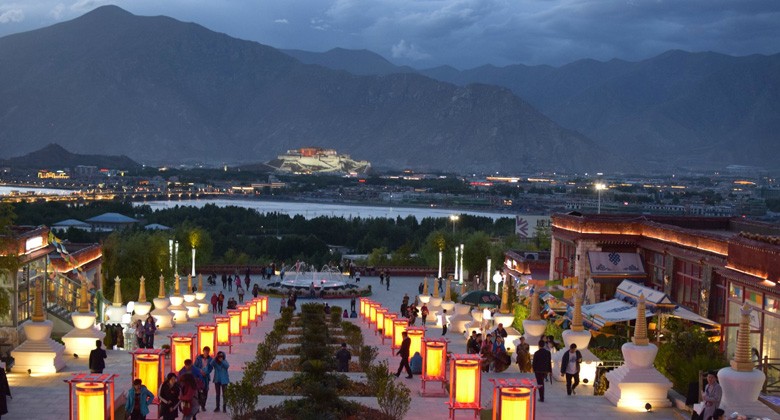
[458,290,501,308]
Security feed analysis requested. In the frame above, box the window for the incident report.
[673,259,702,312]
[645,251,665,287]
[553,240,575,280]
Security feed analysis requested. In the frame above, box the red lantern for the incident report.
[227,309,242,343]
[490,378,537,420]
[130,348,166,401]
[392,318,409,350]
[65,373,118,420]
[213,315,232,354]
[168,333,197,374]
[421,337,449,397]
[375,308,388,336]
[196,323,217,356]
[447,354,482,420]
[406,327,425,359]
[239,304,251,334]
[253,298,263,322]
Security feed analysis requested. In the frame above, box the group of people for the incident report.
[132,315,158,350]
[464,325,511,373]
[125,347,231,420]
[210,292,226,313]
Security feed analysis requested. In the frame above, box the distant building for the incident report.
[51,219,91,232]
[268,147,370,174]
[144,223,171,231]
[85,212,139,231]
[37,170,69,179]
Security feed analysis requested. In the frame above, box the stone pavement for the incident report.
[4,273,686,419]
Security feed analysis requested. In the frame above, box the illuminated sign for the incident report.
[25,236,44,252]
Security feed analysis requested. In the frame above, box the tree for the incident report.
[367,247,389,266]
[0,203,18,317]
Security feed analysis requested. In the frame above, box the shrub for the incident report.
[359,345,379,372]
[654,318,726,393]
[331,306,343,324]
[377,373,412,420]
[365,360,392,395]
[224,378,259,420]
[512,303,529,333]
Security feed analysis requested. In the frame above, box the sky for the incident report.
[0,0,778,69]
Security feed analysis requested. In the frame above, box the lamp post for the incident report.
[438,250,443,279]
[406,327,425,359]
[493,270,503,295]
[595,183,606,214]
[227,309,242,343]
[459,243,464,286]
[65,373,118,420]
[447,354,482,420]
[392,318,409,351]
[168,333,197,374]
[174,241,179,273]
[490,378,537,420]
[449,214,459,235]
[454,245,459,283]
[130,348,166,399]
[191,247,196,277]
[196,323,217,356]
[420,337,449,396]
[486,257,492,291]
[214,315,231,354]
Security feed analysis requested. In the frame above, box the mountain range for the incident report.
[0,6,603,173]
[289,48,780,170]
[0,143,140,170]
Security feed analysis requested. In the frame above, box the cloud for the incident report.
[391,39,430,60]
[48,3,66,20]
[274,18,288,24]
[310,17,330,31]
[70,0,104,12]
[0,8,23,23]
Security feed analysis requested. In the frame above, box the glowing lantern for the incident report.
[214,315,232,354]
[406,327,425,359]
[239,304,251,333]
[227,310,243,343]
[197,323,217,356]
[375,308,388,335]
[369,302,379,327]
[448,354,482,420]
[490,379,536,420]
[66,373,117,420]
[248,300,258,326]
[359,298,367,318]
[253,298,263,321]
[421,338,449,396]
[169,333,197,374]
[261,296,268,315]
[383,312,397,339]
[392,318,409,350]
[130,348,166,400]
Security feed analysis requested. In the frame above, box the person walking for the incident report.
[227,275,233,291]
[237,286,245,304]
[394,331,413,379]
[211,351,230,413]
[386,274,390,290]
[125,378,155,420]
[221,274,227,290]
[310,282,316,299]
[134,320,145,349]
[144,315,157,349]
[379,271,384,285]
[421,304,429,326]
[178,373,200,420]
[89,339,107,373]
[210,293,218,313]
[533,340,552,402]
[158,373,180,420]
[218,292,225,313]
[280,267,285,281]
[244,274,250,290]
[280,297,286,313]
[252,284,260,298]
[195,347,214,411]
[560,343,582,396]
[336,343,352,372]
[235,276,241,291]
[350,294,356,312]
[439,309,449,336]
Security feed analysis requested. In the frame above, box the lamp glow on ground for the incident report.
[227,310,243,343]
[130,349,166,399]
[197,323,217,356]
[214,315,232,354]
[420,337,448,397]
[168,333,197,374]
[447,354,482,420]
[65,373,118,420]
[490,378,537,420]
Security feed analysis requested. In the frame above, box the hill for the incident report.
[1,143,140,169]
[0,6,604,173]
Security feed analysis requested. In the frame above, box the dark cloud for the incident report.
[0,0,777,69]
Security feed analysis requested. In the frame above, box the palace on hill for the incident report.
[268,147,370,174]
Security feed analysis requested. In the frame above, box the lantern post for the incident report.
[406,327,425,359]
[227,309,243,343]
[253,298,263,322]
[239,304,251,334]
[248,299,258,326]
[369,302,379,328]
[130,348,166,404]
[213,315,232,354]
[196,323,217,356]
[65,373,119,420]
[490,378,537,420]
[420,337,449,397]
[260,296,268,315]
[168,333,197,374]
[375,308,388,336]
[447,354,482,420]
[392,318,409,351]
[382,312,397,346]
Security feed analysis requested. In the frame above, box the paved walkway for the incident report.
[0,273,718,419]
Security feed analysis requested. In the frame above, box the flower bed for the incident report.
[258,375,375,397]
[269,356,362,372]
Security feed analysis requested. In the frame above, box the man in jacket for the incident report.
[125,378,155,420]
[194,347,214,411]
[211,351,230,413]
[335,343,352,372]
[532,339,552,402]
[88,339,107,373]
[394,331,413,379]
[560,343,583,396]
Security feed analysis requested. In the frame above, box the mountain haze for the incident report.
[0,6,603,173]
[287,47,780,170]
[0,143,140,169]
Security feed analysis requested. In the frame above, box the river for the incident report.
[0,185,77,196]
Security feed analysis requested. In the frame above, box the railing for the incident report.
[757,356,780,394]
[591,360,626,396]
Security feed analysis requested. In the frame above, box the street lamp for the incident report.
[595,183,606,214]
[449,214,459,235]
[493,270,503,295]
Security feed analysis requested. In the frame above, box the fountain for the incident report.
[105,276,128,324]
[183,275,201,318]
[168,274,190,323]
[131,276,153,323]
[604,294,671,408]
[11,282,66,373]
[718,304,766,411]
[62,280,106,358]
[151,275,175,328]
[553,292,600,385]
[195,274,210,314]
